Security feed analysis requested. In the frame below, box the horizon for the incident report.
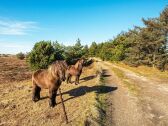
[0,0,167,54]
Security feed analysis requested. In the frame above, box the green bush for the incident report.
[16,52,25,60]
[27,41,63,70]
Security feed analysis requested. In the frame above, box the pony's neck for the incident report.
[75,61,83,71]
[78,63,83,71]
[74,61,79,69]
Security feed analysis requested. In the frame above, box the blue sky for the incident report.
[0,0,167,54]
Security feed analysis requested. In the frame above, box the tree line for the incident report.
[89,6,168,71]
[26,38,89,70]
[25,6,168,71]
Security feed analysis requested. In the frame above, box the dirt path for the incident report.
[99,61,168,126]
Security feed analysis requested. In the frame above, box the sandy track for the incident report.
[100,61,168,126]
[99,61,145,126]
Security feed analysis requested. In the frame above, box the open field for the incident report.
[0,57,31,84]
[0,57,112,126]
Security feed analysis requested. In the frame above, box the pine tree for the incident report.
[89,42,98,57]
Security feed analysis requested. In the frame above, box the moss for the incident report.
[94,72,108,126]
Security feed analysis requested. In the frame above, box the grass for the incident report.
[111,67,141,96]
[0,56,31,84]
[115,62,168,81]
[123,79,140,96]
[82,62,109,126]
[94,75,107,126]
[0,57,114,126]
[0,59,103,126]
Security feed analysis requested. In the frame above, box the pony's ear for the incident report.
[63,60,67,64]
[80,58,84,63]
[67,66,71,69]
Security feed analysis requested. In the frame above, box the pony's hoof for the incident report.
[49,102,56,108]
[50,104,54,108]
[32,97,39,102]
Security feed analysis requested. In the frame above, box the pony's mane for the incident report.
[48,60,68,77]
[48,63,57,77]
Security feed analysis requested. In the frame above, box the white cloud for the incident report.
[1,43,25,48]
[0,19,37,35]
[0,42,33,54]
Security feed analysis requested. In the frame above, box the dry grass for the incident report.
[0,58,106,126]
[0,56,31,84]
[95,75,108,125]
[114,62,168,81]
[111,67,141,96]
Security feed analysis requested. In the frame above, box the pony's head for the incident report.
[57,67,66,81]
[74,58,85,68]
[79,58,84,65]
[58,60,68,81]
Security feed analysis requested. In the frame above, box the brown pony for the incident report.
[32,60,68,107]
[66,59,84,85]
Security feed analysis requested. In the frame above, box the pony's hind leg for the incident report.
[36,86,41,100]
[75,75,81,85]
[32,82,41,102]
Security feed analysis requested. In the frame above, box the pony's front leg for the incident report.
[66,74,72,84]
[75,75,80,85]
[49,88,57,107]
[69,75,72,84]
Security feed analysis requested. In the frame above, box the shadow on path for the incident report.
[57,85,118,104]
[40,85,117,105]
[62,85,117,97]
[80,75,97,81]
